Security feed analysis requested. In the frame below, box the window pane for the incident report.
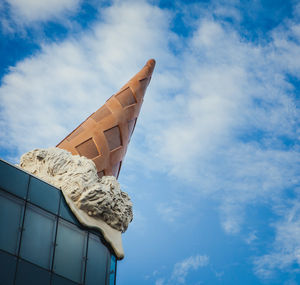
[51,274,79,285]
[0,160,29,199]
[28,177,60,214]
[0,191,24,254]
[85,234,109,285]
[53,219,87,283]
[59,197,80,226]
[15,259,51,285]
[0,250,17,285]
[20,204,56,269]
[109,255,116,285]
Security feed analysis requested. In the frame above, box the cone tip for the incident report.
[147,58,156,68]
[144,59,155,78]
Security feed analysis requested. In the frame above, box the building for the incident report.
[0,158,117,285]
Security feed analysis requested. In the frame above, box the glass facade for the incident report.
[0,159,117,285]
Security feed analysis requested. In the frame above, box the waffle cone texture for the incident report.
[57,59,155,178]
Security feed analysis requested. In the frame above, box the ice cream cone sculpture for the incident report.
[57,59,155,178]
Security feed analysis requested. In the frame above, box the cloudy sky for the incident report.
[1,0,300,284]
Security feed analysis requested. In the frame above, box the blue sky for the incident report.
[0,0,300,284]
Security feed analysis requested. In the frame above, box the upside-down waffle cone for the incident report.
[57,59,155,178]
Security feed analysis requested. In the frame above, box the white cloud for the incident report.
[6,0,81,24]
[171,254,209,284]
[133,17,299,239]
[245,231,258,245]
[156,200,188,224]
[0,0,174,156]
[157,203,180,224]
[254,201,300,279]
[155,278,165,285]
[128,209,147,235]
[270,22,300,77]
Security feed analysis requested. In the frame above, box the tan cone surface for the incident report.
[57,59,155,178]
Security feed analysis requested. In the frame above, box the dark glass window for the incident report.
[0,250,17,285]
[109,255,117,285]
[28,177,60,214]
[51,274,79,285]
[15,259,51,285]
[0,191,24,254]
[0,160,29,199]
[59,196,80,226]
[0,162,116,285]
[20,204,56,269]
[85,233,109,285]
[53,219,87,283]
